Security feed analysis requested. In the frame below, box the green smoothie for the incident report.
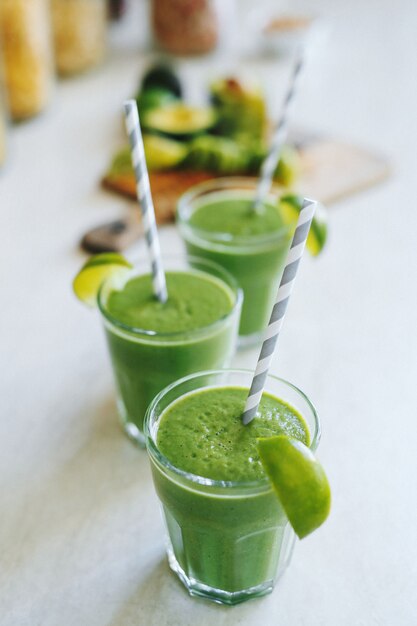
[98,267,241,444]
[178,183,292,343]
[149,384,310,602]
[106,271,232,332]
[158,386,309,480]
[188,197,284,239]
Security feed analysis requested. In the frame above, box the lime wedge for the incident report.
[279,194,328,256]
[73,253,132,307]
[109,148,133,177]
[258,435,331,539]
[274,145,300,187]
[143,134,188,171]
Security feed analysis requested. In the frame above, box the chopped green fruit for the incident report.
[143,134,188,170]
[279,194,328,256]
[143,104,217,139]
[247,144,300,187]
[109,137,187,174]
[186,135,248,174]
[73,253,132,308]
[108,148,133,176]
[210,77,268,143]
[258,435,331,539]
[274,145,300,186]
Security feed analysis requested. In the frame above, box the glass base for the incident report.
[166,546,275,606]
[116,398,146,447]
[122,420,146,447]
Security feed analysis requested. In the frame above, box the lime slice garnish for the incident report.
[258,435,331,539]
[73,253,132,307]
[279,194,328,256]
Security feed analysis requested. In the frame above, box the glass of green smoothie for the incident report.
[144,368,320,605]
[97,255,242,446]
[177,177,294,346]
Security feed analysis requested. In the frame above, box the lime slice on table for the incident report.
[73,253,132,308]
[279,194,328,256]
[258,435,331,539]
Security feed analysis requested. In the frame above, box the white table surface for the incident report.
[1,1,417,624]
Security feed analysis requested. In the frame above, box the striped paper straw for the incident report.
[123,100,168,303]
[253,51,304,211]
[242,198,316,425]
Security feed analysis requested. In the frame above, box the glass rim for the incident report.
[97,254,243,341]
[177,176,293,252]
[144,368,321,493]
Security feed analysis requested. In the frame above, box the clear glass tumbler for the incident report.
[98,254,242,446]
[177,177,293,347]
[144,369,320,605]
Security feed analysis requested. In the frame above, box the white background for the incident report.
[1,0,416,624]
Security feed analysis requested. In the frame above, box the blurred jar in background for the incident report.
[0,0,53,121]
[151,0,219,55]
[108,0,126,20]
[0,43,7,166]
[51,0,107,76]
[0,85,6,168]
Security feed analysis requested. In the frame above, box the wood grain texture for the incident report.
[89,139,390,253]
[102,170,214,224]
[101,139,391,220]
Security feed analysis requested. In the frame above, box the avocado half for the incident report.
[142,103,217,140]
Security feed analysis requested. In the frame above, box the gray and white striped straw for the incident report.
[253,51,304,211]
[123,99,168,303]
[242,198,316,425]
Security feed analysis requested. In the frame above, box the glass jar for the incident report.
[0,47,7,166]
[151,0,220,56]
[0,0,53,121]
[0,93,6,167]
[108,0,126,20]
[51,0,107,76]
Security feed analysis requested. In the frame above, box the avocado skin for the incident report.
[141,64,182,98]
[136,88,178,116]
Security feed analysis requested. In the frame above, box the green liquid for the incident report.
[107,271,233,332]
[189,197,285,238]
[101,271,239,439]
[180,193,291,339]
[152,386,308,599]
[157,386,309,481]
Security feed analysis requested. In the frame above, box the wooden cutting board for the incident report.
[83,136,390,252]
